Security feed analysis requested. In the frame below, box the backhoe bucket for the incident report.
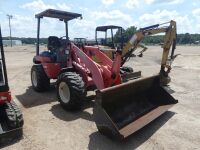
[94,74,178,140]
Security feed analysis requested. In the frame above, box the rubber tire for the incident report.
[57,72,86,111]
[5,100,24,129]
[31,65,50,92]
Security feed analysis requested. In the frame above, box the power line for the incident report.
[7,14,13,47]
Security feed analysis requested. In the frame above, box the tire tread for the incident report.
[57,72,86,110]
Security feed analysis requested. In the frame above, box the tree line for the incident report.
[3,26,200,45]
[2,37,48,45]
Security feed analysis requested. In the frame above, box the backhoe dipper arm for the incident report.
[121,20,177,81]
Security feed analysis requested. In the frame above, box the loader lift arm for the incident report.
[122,20,177,81]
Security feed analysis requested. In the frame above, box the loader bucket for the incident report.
[94,74,178,140]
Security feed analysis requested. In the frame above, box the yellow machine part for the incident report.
[92,46,115,63]
[102,50,114,59]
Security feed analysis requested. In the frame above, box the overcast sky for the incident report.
[0,0,200,39]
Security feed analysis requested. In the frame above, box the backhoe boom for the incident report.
[122,20,177,83]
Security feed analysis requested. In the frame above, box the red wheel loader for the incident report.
[31,9,178,140]
[0,27,23,145]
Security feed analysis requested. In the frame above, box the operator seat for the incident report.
[48,36,61,52]
[39,36,61,63]
[47,36,68,67]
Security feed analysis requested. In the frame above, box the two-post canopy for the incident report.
[35,9,82,21]
[96,25,122,32]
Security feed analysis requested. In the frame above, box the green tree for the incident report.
[123,26,137,42]
[114,26,137,43]
[180,33,191,44]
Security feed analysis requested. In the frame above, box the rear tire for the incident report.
[57,72,86,110]
[31,65,50,92]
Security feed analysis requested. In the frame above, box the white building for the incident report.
[3,40,22,46]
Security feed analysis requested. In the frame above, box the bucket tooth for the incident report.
[94,74,178,139]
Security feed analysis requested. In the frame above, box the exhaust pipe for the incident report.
[94,74,178,140]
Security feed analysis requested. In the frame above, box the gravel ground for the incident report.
[1,45,200,150]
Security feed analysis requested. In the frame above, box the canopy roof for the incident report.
[35,9,82,21]
[96,25,122,32]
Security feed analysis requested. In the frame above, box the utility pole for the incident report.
[7,14,13,47]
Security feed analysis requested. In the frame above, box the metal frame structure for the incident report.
[0,27,23,146]
[33,9,122,88]
[95,25,123,48]
[122,21,177,68]
[0,27,9,93]
[35,9,82,55]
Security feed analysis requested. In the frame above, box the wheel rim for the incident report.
[32,70,37,87]
[59,82,70,103]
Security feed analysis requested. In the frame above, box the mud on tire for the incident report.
[31,65,50,92]
[57,72,86,110]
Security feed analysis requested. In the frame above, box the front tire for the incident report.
[57,72,86,110]
[31,65,50,92]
